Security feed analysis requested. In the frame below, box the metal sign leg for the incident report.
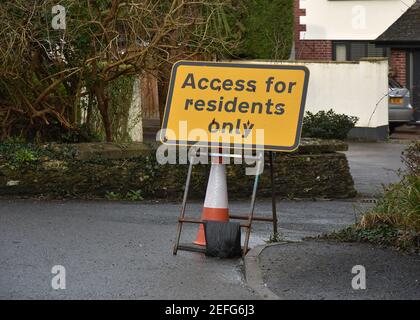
[269,152,278,235]
[242,155,263,255]
[173,159,194,255]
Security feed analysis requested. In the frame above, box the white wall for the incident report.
[300,0,415,40]
[270,59,389,129]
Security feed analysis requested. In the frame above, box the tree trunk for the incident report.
[157,67,172,125]
[94,83,113,142]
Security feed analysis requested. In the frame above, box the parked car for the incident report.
[389,78,414,134]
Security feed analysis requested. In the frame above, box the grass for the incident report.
[265,232,284,244]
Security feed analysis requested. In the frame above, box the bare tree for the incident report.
[0,0,240,142]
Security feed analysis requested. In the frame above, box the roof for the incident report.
[375,2,420,46]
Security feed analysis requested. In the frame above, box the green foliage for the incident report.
[0,139,40,169]
[13,149,39,164]
[105,191,123,201]
[321,142,420,253]
[107,76,136,142]
[370,176,420,231]
[0,139,78,169]
[81,75,135,143]
[266,232,284,244]
[302,110,359,140]
[197,1,244,59]
[126,190,144,201]
[323,214,419,253]
[105,189,144,201]
[323,223,402,247]
[237,0,293,59]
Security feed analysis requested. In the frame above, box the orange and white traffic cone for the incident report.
[193,155,229,246]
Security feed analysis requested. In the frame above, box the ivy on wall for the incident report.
[88,76,137,143]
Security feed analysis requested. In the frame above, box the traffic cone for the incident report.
[193,156,229,246]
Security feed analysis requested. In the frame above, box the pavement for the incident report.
[259,241,420,300]
[0,141,417,300]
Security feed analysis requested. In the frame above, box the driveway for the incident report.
[343,142,407,197]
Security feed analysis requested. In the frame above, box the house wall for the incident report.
[260,58,390,140]
[293,0,409,94]
[294,0,333,60]
[297,0,415,41]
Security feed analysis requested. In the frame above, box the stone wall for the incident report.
[0,140,356,200]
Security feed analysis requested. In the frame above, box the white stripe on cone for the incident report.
[203,163,228,209]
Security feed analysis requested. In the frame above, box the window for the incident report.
[335,44,347,61]
[333,41,390,61]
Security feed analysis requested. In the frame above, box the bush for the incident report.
[361,175,419,232]
[237,0,293,59]
[302,109,359,140]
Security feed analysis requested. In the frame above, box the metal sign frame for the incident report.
[173,150,278,257]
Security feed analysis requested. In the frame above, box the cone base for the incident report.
[193,207,229,246]
[192,226,206,246]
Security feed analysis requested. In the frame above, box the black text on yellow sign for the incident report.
[160,61,310,152]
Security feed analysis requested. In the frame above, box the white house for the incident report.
[293,0,419,139]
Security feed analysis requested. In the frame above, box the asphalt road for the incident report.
[0,142,410,299]
[0,199,371,299]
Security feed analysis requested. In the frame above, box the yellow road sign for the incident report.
[160,61,310,152]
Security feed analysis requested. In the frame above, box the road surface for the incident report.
[0,199,370,299]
